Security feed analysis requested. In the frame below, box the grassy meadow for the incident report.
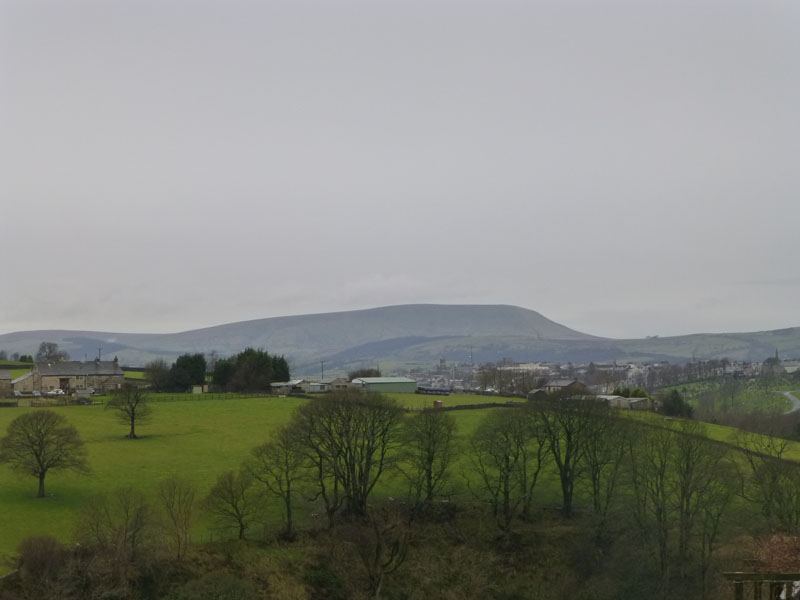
[661,377,798,413]
[1,389,789,572]
[0,393,518,567]
[0,397,302,564]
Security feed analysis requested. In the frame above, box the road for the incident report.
[781,391,800,414]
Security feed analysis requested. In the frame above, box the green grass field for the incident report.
[661,377,797,413]
[0,390,785,570]
[0,397,303,563]
[389,392,518,410]
[0,393,516,566]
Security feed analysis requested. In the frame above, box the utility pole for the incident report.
[320,361,325,381]
[97,347,102,360]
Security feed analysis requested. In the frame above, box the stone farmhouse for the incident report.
[13,358,125,395]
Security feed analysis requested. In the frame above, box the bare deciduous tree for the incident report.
[157,475,196,560]
[469,407,548,533]
[342,504,411,599]
[400,409,458,506]
[245,426,305,540]
[0,410,89,497]
[535,395,607,517]
[628,421,735,597]
[106,383,152,439]
[203,470,258,540]
[582,411,629,523]
[628,422,676,589]
[739,429,800,533]
[35,341,69,363]
[698,460,735,600]
[292,391,403,520]
[516,407,550,522]
[75,487,153,569]
[144,358,171,393]
[671,421,730,580]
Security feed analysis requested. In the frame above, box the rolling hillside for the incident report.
[1,304,798,373]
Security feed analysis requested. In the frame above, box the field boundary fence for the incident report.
[148,393,273,402]
[406,401,524,413]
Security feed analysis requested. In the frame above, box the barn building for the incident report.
[0,371,11,397]
[350,377,418,394]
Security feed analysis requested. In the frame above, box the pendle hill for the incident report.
[1,304,798,374]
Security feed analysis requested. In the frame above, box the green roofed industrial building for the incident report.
[351,377,418,394]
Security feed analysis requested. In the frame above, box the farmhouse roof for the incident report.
[0,370,10,381]
[34,360,124,377]
[270,379,306,387]
[11,372,32,384]
[547,379,582,388]
[351,377,417,384]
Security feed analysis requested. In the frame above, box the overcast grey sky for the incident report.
[1,0,798,339]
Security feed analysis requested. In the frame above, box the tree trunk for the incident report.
[561,472,573,517]
[345,495,367,518]
[128,413,137,439]
[37,472,46,498]
[285,492,294,539]
[372,572,384,599]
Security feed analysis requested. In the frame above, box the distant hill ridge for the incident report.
[0,304,798,373]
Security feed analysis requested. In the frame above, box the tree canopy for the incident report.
[35,342,69,363]
[348,367,382,380]
[144,358,171,393]
[211,348,290,392]
[0,411,89,497]
[660,390,693,418]
[106,383,153,439]
[170,354,207,390]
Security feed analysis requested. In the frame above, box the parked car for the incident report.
[32,390,41,397]
[13,390,22,398]
[74,387,94,403]
[47,389,65,396]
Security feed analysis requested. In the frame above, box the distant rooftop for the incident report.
[35,360,123,377]
[351,377,417,384]
[12,372,32,384]
[546,379,582,387]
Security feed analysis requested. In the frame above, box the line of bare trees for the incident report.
[194,390,800,599]
[204,391,457,534]
[193,391,756,598]
[14,390,800,599]
[465,397,745,600]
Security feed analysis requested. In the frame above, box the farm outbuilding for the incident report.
[350,377,417,394]
[0,371,11,397]
[528,379,588,399]
[594,394,630,409]
[321,377,349,392]
[11,372,33,394]
[543,379,587,394]
[270,379,310,394]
